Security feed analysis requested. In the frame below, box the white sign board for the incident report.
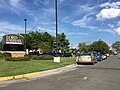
[54,57,60,63]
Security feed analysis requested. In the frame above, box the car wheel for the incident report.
[77,62,80,65]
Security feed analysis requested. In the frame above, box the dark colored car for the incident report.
[43,52,56,56]
[61,53,72,57]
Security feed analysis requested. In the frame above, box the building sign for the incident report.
[3,34,24,44]
[2,34,24,51]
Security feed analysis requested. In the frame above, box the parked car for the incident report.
[29,51,40,55]
[76,53,97,65]
[106,53,110,57]
[43,52,56,56]
[102,54,107,60]
[95,54,102,61]
[61,53,72,57]
[113,52,117,55]
[100,52,107,60]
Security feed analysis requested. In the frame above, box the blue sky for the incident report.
[0,0,120,48]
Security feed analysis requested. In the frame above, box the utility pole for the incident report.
[24,19,27,53]
[55,0,58,55]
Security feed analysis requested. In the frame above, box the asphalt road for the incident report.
[0,55,120,90]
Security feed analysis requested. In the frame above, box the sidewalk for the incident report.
[0,64,77,82]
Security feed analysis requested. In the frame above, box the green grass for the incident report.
[0,57,76,77]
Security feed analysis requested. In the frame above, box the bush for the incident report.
[5,56,30,61]
[30,55,53,60]
[0,52,4,59]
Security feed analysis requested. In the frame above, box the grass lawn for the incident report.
[0,57,76,77]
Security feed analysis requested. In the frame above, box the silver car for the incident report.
[76,53,97,65]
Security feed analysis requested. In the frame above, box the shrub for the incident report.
[0,52,4,59]
[30,55,53,60]
[5,56,30,61]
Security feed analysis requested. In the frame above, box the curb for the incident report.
[0,64,76,82]
[0,72,40,81]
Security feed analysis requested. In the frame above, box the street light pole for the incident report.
[24,19,27,53]
[55,0,58,55]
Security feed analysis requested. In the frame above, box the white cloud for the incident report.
[75,4,97,18]
[0,21,56,40]
[61,16,70,23]
[100,2,120,9]
[61,3,97,24]
[79,4,96,12]
[35,25,56,36]
[116,27,120,35]
[42,8,55,15]
[96,8,120,21]
[97,2,120,21]
[0,21,25,34]
[95,28,115,35]
[33,0,50,6]
[72,16,91,27]
[71,15,97,30]
[72,18,86,26]
[67,32,88,36]
[0,0,28,15]
[104,29,115,34]
[9,0,20,7]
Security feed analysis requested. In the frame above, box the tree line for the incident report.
[0,31,120,53]
[78,40,110,53]
[78,40,120,53]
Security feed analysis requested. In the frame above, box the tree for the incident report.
[78,42,90,52]
[57,33,70,52]
[90,40,109,53]
[22,31,70,53]
[26,30,42,50]
[25,31,54,53]
[112,41,120,51]
[40,32,54,53]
